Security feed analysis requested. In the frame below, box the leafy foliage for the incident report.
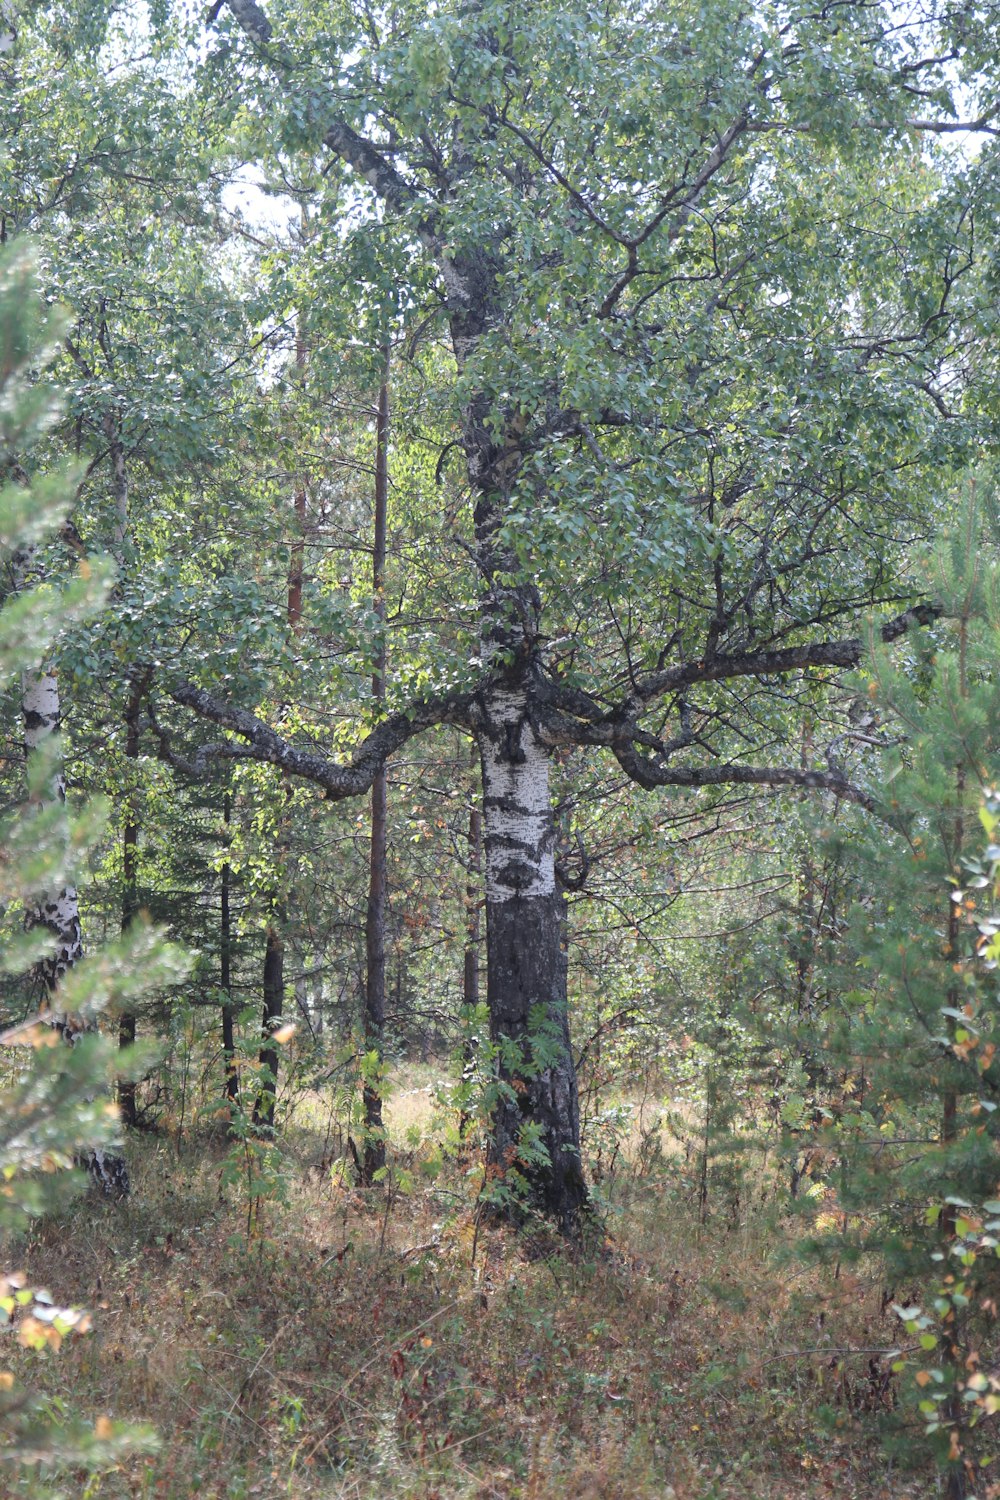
[0,243,182,1486]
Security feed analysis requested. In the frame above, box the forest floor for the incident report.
[8,1067,930,1499]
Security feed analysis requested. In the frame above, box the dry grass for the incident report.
[1,1070,931,1499]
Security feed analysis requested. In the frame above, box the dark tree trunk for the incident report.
[105,412,140,1130]
[287,326,307,630]
[253,918,284,1132]
[251,317,309,1133]
[117,675,141,1129]
[361,359,390,1184]
[362,763,387,1181]
[220,789,239,1103]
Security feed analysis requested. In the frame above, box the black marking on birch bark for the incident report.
[20,667,130,1196]
[479,688,556,902]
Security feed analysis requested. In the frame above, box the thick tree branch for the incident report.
[531,600,940,745]
[221,0,272,47]
[621,601,941,713]
[610,742,878,813]
[222,0,441,251]
[162,591,937,814]
[164,679,472,798]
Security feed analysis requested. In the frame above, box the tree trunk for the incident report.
[361,357,390,1184]
[286,326,307,630]
[251,318,310,1130]
[117,673,141,1129]
[362,763,387,1181]
[220,789,239,1102]
[942,626,969,1500]
[102,411,140,1128]
[22,666,130,1196]
[477,685,586,1232]
[459,745,482,1139]
[253,918,284,1132]
[105,408,141,1129]
[447,253,588,1228]
[464,744,482,1015]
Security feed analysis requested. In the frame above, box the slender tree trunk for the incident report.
[253,918,284,1132]
[464,744,482,1015]
[117,674,141,1129]
[106,410,141,1129]
[459,744,482,1139]
[251,324,311,1129]
[287,393,306,628]
[362,765,387,1180]
[942,615,969,1500]
[220,789,239,1102]
[361,356,390,1184]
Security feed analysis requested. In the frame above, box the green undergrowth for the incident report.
[3,1092,932,1499]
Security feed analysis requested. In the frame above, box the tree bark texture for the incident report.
[463,778,482,1015]
[253,919,284,1132]
[362,361,390,1185]
[21,664,130,1196]
[104,407,142,1129]
[117,673,141,1129]
[459,750,483,1139]
[220,789,239,1102]
[478,687,586,1230]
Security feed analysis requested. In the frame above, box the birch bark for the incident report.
[476,687,586,1228]
[20,635,130,1197]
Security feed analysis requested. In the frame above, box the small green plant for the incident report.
[220,1042,291,1248]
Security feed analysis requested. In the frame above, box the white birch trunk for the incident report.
[478,685,585,1229]
[17,554,129,1197]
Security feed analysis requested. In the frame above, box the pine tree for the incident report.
[0,242,178,1480]
[802,485,1000,1497]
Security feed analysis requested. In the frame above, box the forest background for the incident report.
[2,0,1000,1496]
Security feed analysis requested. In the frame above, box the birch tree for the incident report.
[157,0,1000,1227]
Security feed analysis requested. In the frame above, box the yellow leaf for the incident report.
[17,1315,45,1349]
[272,1023,297,1045]
[95,1416,114,1440]
[0,1371,14,1389]
[915,1371,932,1387]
